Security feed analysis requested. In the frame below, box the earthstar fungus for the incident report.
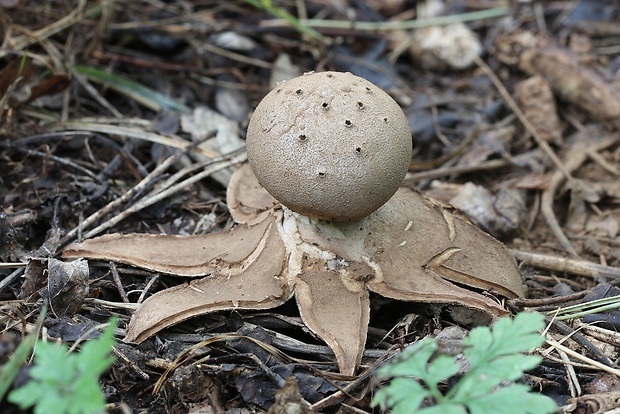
[63,72,526,375]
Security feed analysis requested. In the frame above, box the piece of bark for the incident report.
[494,31,620,124]
[514,75,562,144]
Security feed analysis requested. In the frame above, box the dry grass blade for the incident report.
[2,0,94,57]
[153,334,295,394]
[50,122,219,158]
[73,65,190,113]
[544,338,620,378]
[261,7,510,32]
[73,150,246,240]
[58,131,218,248]
[548,296,620,321]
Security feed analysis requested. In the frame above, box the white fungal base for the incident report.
[276,207,380,293]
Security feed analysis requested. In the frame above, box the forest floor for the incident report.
[2,1,620,413]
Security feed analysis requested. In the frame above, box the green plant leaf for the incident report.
[466,384,557,414]
[31,341,74,379]
[8,318,117,414]
[33,393,70,414]
[419,403,467,414]
[0,307,46,401]
[77,319,116,375]
[424,354,461,390]
[69,375,107,414]
[450,313,546,403]
[6,382,40,409]
[376,338,437,378]
[453,354,543,401]
[373,377,428,412]
[372,313,556,414]
[465,312,546,361]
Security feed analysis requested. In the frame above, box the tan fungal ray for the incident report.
[364,188,526,314]
[294,257,370,376]
[227,163,279,225]
[63,217,274,277]
[124,220,290,343]
[61,164,528,375]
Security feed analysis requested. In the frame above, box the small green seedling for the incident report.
[372,312,557,414]
[8,318,117,414]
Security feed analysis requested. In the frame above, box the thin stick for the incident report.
[539,134,617,255]
[405,159,510,184]
[82,151,247,239]
[510,249,620,279]
[474,56,573,182]
[558,347,581,397]
[545,338,620,377]
[59,131,217,248]
[109,263,129,303]
[0,269,25,293]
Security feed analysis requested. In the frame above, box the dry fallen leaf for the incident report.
[20,258,89,318]
[495,31,620,123]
